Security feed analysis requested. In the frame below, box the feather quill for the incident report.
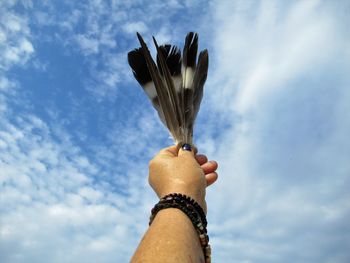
[127,32,208,146]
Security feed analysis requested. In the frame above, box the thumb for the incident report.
[178,143,195,157]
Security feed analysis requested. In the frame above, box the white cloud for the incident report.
[31,0,200,100]
[210,0,340,115]
[1,0,349,263]
[75,34,100,55]
[0,3,34,70]
[0,4,157,261]
[122,21,148,34]
[204,1,350,262]
[0,110,157,262]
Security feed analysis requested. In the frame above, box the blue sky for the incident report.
[1,0,350,262]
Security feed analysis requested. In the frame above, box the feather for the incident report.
[136,33,180,140]
[127,32,209,146]
[182,32,199,143]
[153,37,183,131]
[192,50,209,120]
[128,47,167,126]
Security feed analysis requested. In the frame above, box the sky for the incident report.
[1,0,350,262]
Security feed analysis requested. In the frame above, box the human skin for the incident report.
[130,145,218,263]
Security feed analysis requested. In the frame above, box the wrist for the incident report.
[149,193,211,262]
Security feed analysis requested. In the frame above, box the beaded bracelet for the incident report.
[149,193,211,263]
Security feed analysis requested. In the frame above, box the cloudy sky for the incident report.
[1,0,350,262]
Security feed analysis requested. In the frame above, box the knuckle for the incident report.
[148,158,157,170]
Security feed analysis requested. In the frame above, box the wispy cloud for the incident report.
[27,0,202,101]
[0,3,34,70]
[205,1,350,262]
[0,112,154,262]
[1,0,349,262]
[0,2,158,262]
[122,21,148,35]
[0,94,163,262]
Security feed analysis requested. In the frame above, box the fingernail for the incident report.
[181,143,192,151]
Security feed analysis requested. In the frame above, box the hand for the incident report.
[148,145,218,213]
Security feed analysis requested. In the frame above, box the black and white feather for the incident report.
[127,32,208,146]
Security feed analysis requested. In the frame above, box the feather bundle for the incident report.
[127,32,208,146]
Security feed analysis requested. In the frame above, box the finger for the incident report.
[201,160,218,175]
[193,146,198,155]
[195,154,208,165]
[205,172,218,187]
[158,145,179,157]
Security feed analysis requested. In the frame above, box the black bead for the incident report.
[182,143,192,151]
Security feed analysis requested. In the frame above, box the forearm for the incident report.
[131,208,204,263]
